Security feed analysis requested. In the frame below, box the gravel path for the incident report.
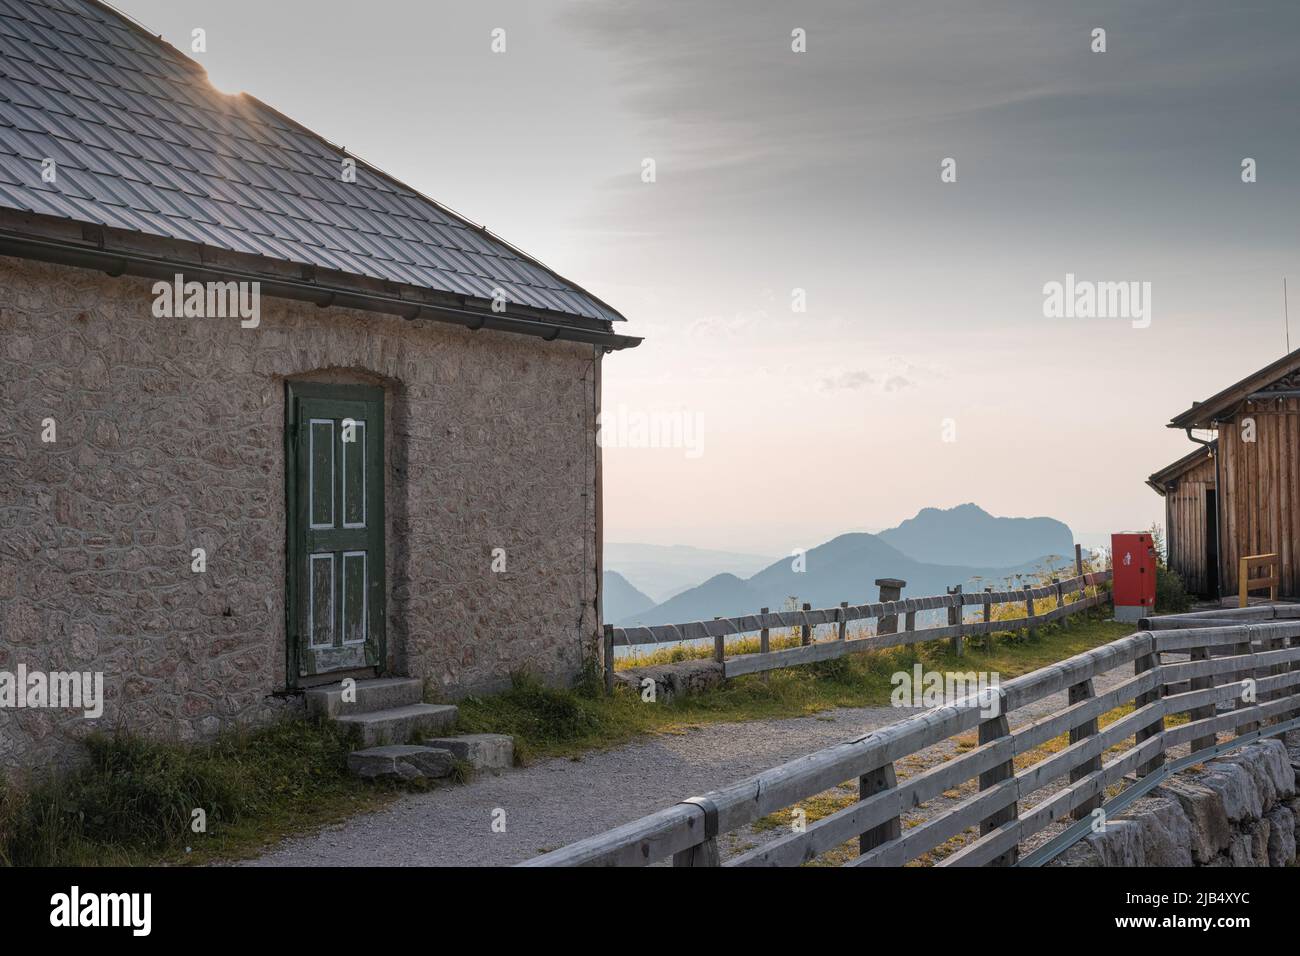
[242,664,1136,867]
[242,703,912,866]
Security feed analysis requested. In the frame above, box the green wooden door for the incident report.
[286,383,385,680]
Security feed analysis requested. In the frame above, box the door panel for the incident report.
[287,383,385,680]
[309,419,335,529]
[342,420,366,528]
[309,553,335,648]
[342,550,368,645]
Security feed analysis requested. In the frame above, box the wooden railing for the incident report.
[532,605,1300,867]
[1239,552,1279,607]
[603,569,1112,691]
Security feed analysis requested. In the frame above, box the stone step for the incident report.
[334,703,458,747]
[348,745,455,781]
[421,734,514,771]
[305,677,424,719]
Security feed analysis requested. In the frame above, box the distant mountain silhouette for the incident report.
[603,570,656,623]
[878,503,1073,568]
[616,531,1071,628]
[604,542,775,603]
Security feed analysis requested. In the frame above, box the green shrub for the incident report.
[1155,563,1192,613]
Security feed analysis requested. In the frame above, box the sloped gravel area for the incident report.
[242,664,1140,867]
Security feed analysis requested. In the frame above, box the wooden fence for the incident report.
[531,604,1300,867]
[604,564,1113,692]
[1240,552,1279,607]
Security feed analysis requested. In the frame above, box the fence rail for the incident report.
[604,562,1113,689]
[535,604,1300,868]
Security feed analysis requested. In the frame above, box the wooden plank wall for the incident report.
[1166,453,1216,596]
[1220,399,1300,598]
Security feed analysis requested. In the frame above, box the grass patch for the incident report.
[0,719,403,867]
[454,614,1135,763]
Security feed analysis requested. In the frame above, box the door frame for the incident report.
[1205,488,1219,599]
[284,380,387,688]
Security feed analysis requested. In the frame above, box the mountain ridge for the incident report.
[611,505,1076,627]
[877,503,1072,568]
[602,570,656,623]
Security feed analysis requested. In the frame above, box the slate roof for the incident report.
[0,0,625,324]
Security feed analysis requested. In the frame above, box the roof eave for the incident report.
[0,214,641,351]
[1168,350,1300,428]
[1167,415,1211,429]
[1146,440,1217,494]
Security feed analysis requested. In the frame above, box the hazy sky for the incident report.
[117,0,1300,553]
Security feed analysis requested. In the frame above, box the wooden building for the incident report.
[1150,352,1300,600]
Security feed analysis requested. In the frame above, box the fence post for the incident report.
[875,578,906,635]
[859,762,902,855]
[1134,647,1166,776]
[983,586,993,651]
[1067,678,1102,819]
[1075,544,1087,609]
[1233,632,1257,735]
[1188,643,1216,754]
[977,689,1018,866]
[839,601,849,641]
[713,617,725,664]
[801,602,812,646]
[1024,585,1036,642]
[1053,578,1067,629]
[947,584,963,656]
[760,607,770,684]
[1263,631,1285,719]
[603,624,615,696]
[672,824,720,867]
[1290,631,1300,722]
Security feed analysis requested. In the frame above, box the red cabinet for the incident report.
[1112,532,1157,621]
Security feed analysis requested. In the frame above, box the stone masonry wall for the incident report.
[1050,736,1299,867]
[0,255,600,775]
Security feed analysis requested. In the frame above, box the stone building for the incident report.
[0,0,638,773]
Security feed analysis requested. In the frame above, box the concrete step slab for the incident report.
[334,703,458,747]
[348,745,455,781]
[305,677,424,719]
[421,733,514,771]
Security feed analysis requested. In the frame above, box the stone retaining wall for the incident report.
[1051,735,1299,867]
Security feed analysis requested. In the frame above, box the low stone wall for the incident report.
[612,659,725,700]
[1051,735,1299,867]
